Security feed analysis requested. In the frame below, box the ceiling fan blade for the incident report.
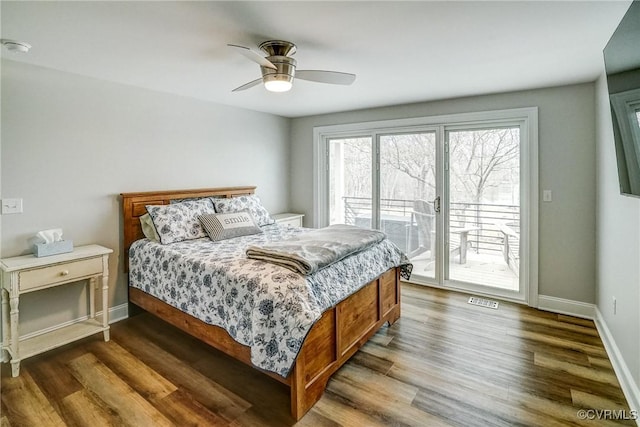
[232,78,263,92]
[228,44,277,70]
[296,70,356,85]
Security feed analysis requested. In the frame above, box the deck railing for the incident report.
[342,196,519,256]
[343,197,414,224]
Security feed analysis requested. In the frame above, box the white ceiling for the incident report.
[1,1,632,118]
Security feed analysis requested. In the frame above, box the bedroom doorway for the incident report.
[317,108,536,304]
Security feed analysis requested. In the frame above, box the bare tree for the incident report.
[379,133,436,201]
[448,128,520,204]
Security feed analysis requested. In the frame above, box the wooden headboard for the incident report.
[120,186,256,269]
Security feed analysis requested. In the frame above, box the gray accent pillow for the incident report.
[212,195,275,226]
[199,211,263,242]
[146,198,215,244]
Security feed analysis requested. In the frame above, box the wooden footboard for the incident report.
[128,267,400,420]
[289,267,401,419]
[122,187,402,420]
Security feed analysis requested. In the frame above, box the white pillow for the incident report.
[199,211,263,242]
[212,195,275,226]
[146,198,215,244]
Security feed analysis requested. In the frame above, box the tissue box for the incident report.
[32,240,74,257]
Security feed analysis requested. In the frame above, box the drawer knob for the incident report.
[60,270,69,276]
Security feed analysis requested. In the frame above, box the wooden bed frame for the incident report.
[121,186,401,420]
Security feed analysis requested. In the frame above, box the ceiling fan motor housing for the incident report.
[261,55,297,87]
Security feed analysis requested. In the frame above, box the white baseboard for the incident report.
[537,294,595,319]
[108,302,129,324]
[594,307,640,425]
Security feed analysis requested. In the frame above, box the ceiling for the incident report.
[1,1,632,118]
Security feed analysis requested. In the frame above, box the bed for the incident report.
[121,186,408,420]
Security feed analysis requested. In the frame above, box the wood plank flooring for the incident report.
[1,283,635,426]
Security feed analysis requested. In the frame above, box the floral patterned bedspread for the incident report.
[129,224,412,377]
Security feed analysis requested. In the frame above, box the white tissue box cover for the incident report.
[32,240,74,257]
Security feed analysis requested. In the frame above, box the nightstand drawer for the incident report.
[278,217,303,227]
[19,257,103,291]
[273,213,304,227]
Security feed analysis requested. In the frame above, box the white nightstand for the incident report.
[1,244,113,377]
[273,213,305,227]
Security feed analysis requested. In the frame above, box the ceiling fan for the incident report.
[228,40,356,93]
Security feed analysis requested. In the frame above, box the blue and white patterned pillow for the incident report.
[212,195,275,226]
[146,198,215,244]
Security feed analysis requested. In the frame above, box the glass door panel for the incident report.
[328,137,373,228]
[446,127,520,291]
[380,132,437,280]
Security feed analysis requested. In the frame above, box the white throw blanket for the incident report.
[246,224,386,275]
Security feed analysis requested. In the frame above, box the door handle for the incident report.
[433,196,441,213]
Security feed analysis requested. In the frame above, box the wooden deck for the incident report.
[410,250,519,291]
[1,284,633,426]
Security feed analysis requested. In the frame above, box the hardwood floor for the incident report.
[1,283,635,426]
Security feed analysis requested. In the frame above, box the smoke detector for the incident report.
[1,39,31,53]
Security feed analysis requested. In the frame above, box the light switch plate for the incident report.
[1,198,23,214]
[542,190,552,202]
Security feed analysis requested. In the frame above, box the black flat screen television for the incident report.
[604,0,640,197]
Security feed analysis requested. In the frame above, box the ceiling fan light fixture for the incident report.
[264,79,293,92]
[263,71,294,92]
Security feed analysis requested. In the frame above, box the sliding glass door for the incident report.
[379,132,437,280]
[327,130,442,284]
[318,109,534,302]
[328,137,372,227]
[445,127,521,293]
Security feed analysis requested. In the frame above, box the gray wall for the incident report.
[1,60,290,334]
[291,83,596,303]
[595,73,640,390]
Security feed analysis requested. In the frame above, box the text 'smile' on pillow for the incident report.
[199,210,263,241]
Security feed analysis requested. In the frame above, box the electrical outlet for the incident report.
[613,296,617,315]
[1,198,23,214]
